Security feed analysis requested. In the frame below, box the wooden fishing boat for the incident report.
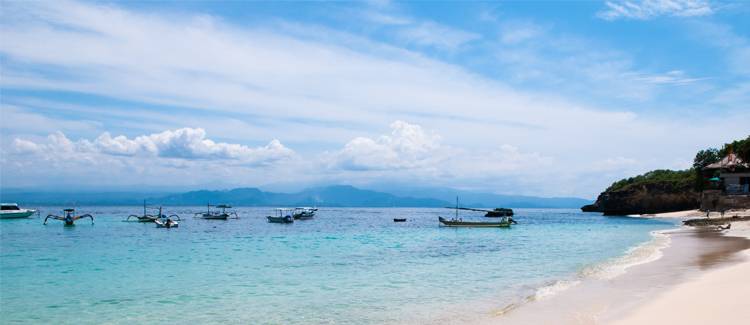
[195,203,238,220]
[438,216,511,227]
[438,197,516,228]
[267,209,294,223]
[127,201,180,223]
[267,215,294,223]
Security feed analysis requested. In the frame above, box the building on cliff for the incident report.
[701,153,750,211]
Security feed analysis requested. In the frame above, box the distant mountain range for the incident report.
[1,185,591,208]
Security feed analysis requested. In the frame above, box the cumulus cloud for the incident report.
[329,121,552,178]
[332,120,442,170]
[598,0,714,20]
[1,1,747,197]
[12,128,294,165]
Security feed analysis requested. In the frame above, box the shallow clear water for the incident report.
[0,207,675,324]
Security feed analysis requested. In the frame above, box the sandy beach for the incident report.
[490,209,750,325]
[611,219,750,325]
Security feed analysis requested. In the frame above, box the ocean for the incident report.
[0,207,676,324]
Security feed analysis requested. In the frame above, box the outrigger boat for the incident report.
[438,198,516,228]
[267,209,294,223]
[44,208,93,226]
[438,216,512,227]
[0,203,36,219]
[292,207,317,220]
[127,201,181,223]
[195,203,238,220]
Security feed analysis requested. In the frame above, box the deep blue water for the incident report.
[0,207,675,324]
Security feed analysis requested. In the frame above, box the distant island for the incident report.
[1,185,590,208]
[583,136,750,215]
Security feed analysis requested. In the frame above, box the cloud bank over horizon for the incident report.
[1,0,748,198]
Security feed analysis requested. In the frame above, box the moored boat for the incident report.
[44,208,94,226]
[445,206,514,217]
[292,207,317,220]
[0,203,36,219]
[484,208,514,217]
[438,216,511,227]
[195,203,238,220]
[267,209,294,223]
[438,197,516,228]
[127,201,180,223]
[155,217,179,228]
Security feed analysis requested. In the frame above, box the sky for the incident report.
[0,0,748,199]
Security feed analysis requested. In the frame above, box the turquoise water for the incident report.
[0,207,675,324]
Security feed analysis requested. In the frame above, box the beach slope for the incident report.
[611,221,750,325]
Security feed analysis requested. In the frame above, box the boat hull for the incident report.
[292,211,315,220]
[0,210,36,219]
[438,217,510,228]
[202,215,229,220]
[155,220,179,228]
[267,216,294,223]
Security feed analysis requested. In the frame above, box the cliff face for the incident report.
[583,182,700,215]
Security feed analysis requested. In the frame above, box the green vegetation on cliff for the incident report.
[606,135,749,194]
[606,169,696,192]
[585,135,749,215]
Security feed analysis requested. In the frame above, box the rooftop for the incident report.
[705,153,750,170]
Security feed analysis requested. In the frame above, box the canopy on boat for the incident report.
[709,177,721,181]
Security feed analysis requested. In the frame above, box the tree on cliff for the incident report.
[693,148,721,169]
[585,135,749,214]
[719,135,750,162]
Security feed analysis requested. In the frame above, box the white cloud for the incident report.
[395,21,480,51]
[360,11,412,26]
[598,0,714,20]
[331,120,442,170]
[629,70,707,85]
[0,104,101,134]
[327,121,555,189]
[591,157,639,172]
[499,21,543,44]
[12,128,294,165]
[0,1,747,197]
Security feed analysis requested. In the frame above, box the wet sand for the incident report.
[485,223,750,324]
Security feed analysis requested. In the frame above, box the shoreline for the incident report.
[487,210,750,325]
[610,218,750,325]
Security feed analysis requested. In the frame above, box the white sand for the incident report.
[609,221,750,325]
[639,208,750,219]
[637,209,703,218]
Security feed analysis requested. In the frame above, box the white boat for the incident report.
[0,203,36,219]
[292,207,317,220]
[155,216,179,228]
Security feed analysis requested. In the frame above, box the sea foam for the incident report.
[580,229,672,280]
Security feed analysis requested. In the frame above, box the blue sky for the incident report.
[1,0,748,198]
